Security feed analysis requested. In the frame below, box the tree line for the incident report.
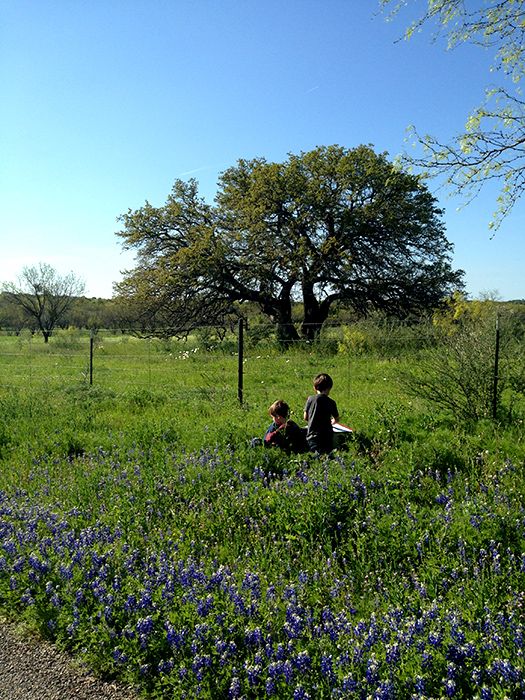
[0,291,122,337]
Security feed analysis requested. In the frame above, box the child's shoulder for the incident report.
[286,419,300,429]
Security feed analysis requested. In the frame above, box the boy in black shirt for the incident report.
[303,373,339,454]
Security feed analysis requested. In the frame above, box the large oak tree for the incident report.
[116,145,463,341]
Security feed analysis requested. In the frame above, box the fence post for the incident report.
[238,318,244,405]
[492,314,500,420]
[89,332,94,386]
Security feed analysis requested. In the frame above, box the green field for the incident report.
[1,328,524,698]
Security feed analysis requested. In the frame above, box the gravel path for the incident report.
[0,618,141,700]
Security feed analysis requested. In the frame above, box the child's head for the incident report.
[269,400,290,424]
[313,373,333,393]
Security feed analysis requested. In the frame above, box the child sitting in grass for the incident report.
[303,373,339,455]
[264,400,308,454]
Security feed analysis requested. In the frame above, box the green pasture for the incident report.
[0,329,409,463]
[1,327,525,698]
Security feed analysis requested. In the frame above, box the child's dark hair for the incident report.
[269,400,290,419]
[313,373,333,392]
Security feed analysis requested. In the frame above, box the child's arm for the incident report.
[264,422,286,445]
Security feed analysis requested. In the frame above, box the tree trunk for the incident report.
[260,294,299,346]
[276,320,300,345]
[301,282,331,340]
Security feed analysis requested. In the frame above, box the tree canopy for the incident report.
[380,0,525,229]
[116,145,464,341]
[2,263,85,342]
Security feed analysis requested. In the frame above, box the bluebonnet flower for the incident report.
[444,678,456,696]
[265,676,276,696]
[414,676,425,693]
[268,661,284,679]
[20,590,35,606]
[435,493,449,506]
[13,557,25,573]
[293,650,311,672]
[59,564,73,580]
[489,658,520,683]
[194,622,210,641]
[136,615,155,637]
[385,643,400,664]
[421,651,433,669]
[282,660,294,684]
[446,662,457,680]
[469,514,482,529]
[298,570,308,584]
[192,654,211,681]
[124,594,137,612]
[228,676,241,698]
[28,553,49,574]
[365,655,379,685]
[47,619,57,632]
[157,659,174,674]
[244,662,262,687]
[112,648,128,664]
[428,631,442,648]
[215,637,227,655]
[374,681,395,699]
[276,643,286,661]
[165,622,186,649]
[284,612,304,639]
[266,584,276,600]
[245,626,263,646]
[321,654,335,682]
[196,594,214,617]
[2,539,17,556]
[341,675,358,692]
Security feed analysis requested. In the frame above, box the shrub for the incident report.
[401,311,524,422]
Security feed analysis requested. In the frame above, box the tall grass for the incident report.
[1,330,524,698]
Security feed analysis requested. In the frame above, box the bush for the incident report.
[338,315,434,358]
[401,311,523,422]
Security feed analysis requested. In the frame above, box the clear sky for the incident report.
[1,0,523,301]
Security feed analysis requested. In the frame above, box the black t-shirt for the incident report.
[304,393,338,442]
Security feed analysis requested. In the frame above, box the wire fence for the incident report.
[0,322,416,418]
[0,318,519,417]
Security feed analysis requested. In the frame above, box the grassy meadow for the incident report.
[0,327,524,699]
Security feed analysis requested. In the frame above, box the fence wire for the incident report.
[0,319,514,415]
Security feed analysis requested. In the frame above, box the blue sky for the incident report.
[1,0,523,300]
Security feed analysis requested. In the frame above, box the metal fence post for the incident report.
[238,318,244,404]
[89,332,94,386]
[492,314,500,420]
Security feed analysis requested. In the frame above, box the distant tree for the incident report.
[116,145,464,342]
[380,0,525,229]
[67,297,123,330]
[2,263,85,342]
[0,293,32,333]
